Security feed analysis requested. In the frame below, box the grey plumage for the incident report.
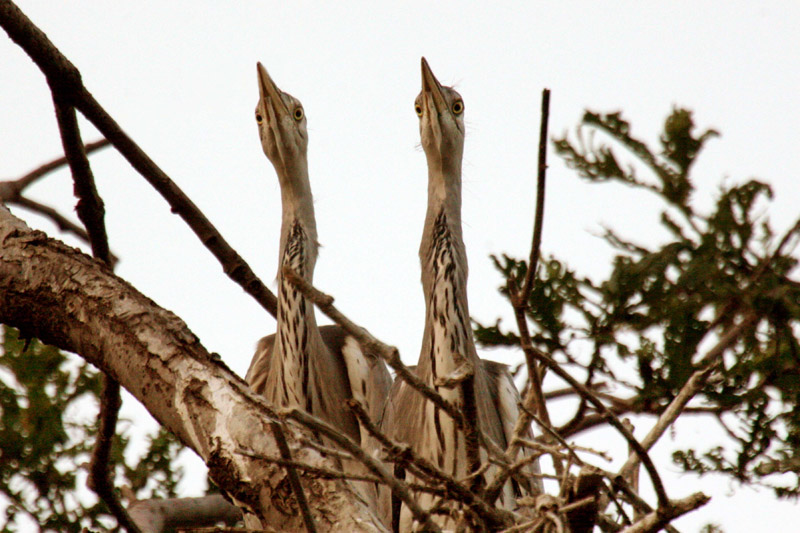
[381,58,539,531]
[244,63,392,517]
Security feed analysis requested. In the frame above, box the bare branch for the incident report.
[618,492,709,533]
[520,88,551,299]
[0,138,109,198]
[237,447,381,484]
[506,89,558,475]
[0,0,278,318]
[518,339,670,509]
[51,94,111,264]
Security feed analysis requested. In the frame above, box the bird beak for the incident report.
[421,57,447,116]
[257,62,290,120]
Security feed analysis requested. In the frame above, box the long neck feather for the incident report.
[270,164,320,410]
[419,165,472,385]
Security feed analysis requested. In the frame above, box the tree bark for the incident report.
[0,205,385,532]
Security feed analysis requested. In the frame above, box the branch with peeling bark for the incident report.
[0,206,386,532]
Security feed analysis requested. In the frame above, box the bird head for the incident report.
[415,57,465,173]
[255,62,308,179]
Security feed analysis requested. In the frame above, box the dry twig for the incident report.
[279,406,442,533]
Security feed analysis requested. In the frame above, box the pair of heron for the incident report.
[245,58,537,531]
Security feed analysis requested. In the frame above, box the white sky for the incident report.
[2,2,799,531]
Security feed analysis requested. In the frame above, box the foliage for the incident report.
[475,108,800,498]
[0,326,186,532]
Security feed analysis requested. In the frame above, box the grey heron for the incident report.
[244,63,392,521]
[382,58,539,531]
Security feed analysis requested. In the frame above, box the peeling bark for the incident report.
[0,205,385,532]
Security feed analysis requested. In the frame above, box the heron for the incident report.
[382,58,539,531]
[244,63,392,518]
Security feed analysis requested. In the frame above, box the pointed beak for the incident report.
[257,62,289,120]
[421,57,447,115]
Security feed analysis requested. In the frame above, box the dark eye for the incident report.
[452,100,464,115]
[415,104,423,117]
[294,107,304,121]
[255,113,263,124]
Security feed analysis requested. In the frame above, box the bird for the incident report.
[382,58,539,531]
[244,63,392,518]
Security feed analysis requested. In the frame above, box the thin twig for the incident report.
[520,340,670,510]
[12,195,90,242]
[296,435,357,462]
[520,88,551,299]
[347,400,515,530]
[269,422,317,533]
[238,448,382,484]
[0,138,109,197]
[279,406,442,533]
[507,89,559,476]
[608,476,678,533]
[618,492,709,533]
[484,453,543,504]
[282,265,511,465]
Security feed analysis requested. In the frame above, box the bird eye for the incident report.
[415,104,423,117]
[255,113,263,124]
[452,100,464,115]
[294,107,304,121]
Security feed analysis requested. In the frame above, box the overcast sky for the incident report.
[3,2,799,530]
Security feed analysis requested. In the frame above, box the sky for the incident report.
[2,2,800,530]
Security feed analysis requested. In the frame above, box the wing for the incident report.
[483,359,543,493]
[321,324,393,441]
[246,325,392,439]
[245,334,276,395]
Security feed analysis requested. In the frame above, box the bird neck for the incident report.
[419,166,472,391]
[271,165,321,411]
[422,166,466,283]
[277,165,318,278]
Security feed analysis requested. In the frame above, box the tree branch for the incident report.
[618,492,709,533]
[280,407,440,533]
[507,89,558,474]
[518,338,670,509]
[0,138,109,196]
[347,400,514,530]
[0,0,278,319]
[270,422,317,533]
[127,495,241,533]
[520,88,551,300]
